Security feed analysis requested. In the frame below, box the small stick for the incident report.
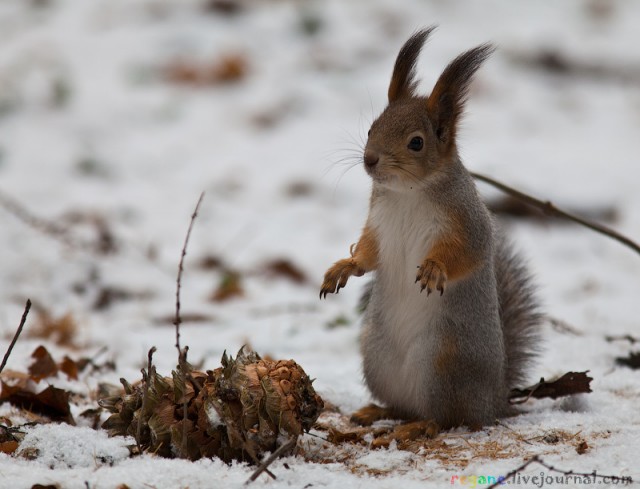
[488,456,540,488]
[173,192,205,458]
[488,455,632,488]
[471,172,640,256]
[245,438,297,485]
[0,190,75,247]
[0,299,32,374]
[174,192,205,357]
[606,334,639,344]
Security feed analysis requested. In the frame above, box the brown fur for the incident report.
[350,403,396,426]
[420,212,483,288]
[387,28,436,102]
[427,44,495,156]
[320,224,379,298]
[433,334,458,376]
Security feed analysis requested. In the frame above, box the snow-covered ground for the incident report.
[1,0,639,487]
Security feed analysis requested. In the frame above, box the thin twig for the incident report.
[488,455,633,488]
[173,192,205,459]
[137,346,157,453]
[606,334,639,344]
[0,299,32,374]
[174,192,205,357]
[0,190,74,245]
[0,189,116,253]
[488,456,539,489]
[245,438,297,485]
[471,172,640,256]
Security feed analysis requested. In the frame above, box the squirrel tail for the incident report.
[495,236,543,389]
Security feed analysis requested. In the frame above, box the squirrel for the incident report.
[320,27,541,430]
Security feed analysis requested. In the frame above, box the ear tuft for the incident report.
[388,26,437,103]
[427,43,495,147]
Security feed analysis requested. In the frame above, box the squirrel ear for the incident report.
[427,43,494,147]
[388,27,436,103]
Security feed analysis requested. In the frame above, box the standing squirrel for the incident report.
[320,28,541,430]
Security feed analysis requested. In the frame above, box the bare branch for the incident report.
[489,455,633,488]
[0,189,116,254]
[471,172,640,257]
[174,192,205,357]
[173,192,205,459]
[245,438,296,485]
[0,299,32,374]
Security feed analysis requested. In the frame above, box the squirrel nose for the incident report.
[364,150,379,169]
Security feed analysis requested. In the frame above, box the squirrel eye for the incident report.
[408,136,424,152]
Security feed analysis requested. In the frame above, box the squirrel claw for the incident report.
[416,259,447,298]
[320,258,365,300]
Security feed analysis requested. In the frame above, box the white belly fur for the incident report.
[365,189,449,410]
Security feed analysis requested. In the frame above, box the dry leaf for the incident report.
[28,346,58,382]
[261,259,308,284]
[203,0,243,15]
[0,382,74,424]
[210,270,244,302]
[0,440,19,454]
[29,313,77,347]
[509,371,593,404]
[576,440,589,454]
[164,54,248,86]
[59,356,79,381]
[616,351,640,369]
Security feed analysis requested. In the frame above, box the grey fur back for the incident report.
[494,235,542,389]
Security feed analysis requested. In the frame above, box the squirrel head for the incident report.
[364,27,494,190]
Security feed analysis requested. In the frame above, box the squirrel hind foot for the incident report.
[350,403,396,426]
[371,419,440,448]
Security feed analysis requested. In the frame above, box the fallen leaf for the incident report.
[29,312,77,347]
[616,351,640,369]
[0,381,74,424]
[164,54,248,86]
[509,371,593,404]
[203,0,243,15]
[59,356,79,380]
[261,259,308,284]
[210,270,244,302]
[576,440,589,454]
[198,254,225,271]
[28,346,58,382]
[0,440,18,454]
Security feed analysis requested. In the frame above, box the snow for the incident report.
[1,0,640,487]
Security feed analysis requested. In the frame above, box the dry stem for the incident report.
[174,192,205,357]
[0,299,32,374]
[471,172,640,256]
[245,438,297,485]
[488,455,632,488]
[173,192,205,458]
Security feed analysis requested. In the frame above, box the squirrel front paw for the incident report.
[415,259,447,296]
[320,259,364,299]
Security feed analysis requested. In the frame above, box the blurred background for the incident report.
[1,0,639,390]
